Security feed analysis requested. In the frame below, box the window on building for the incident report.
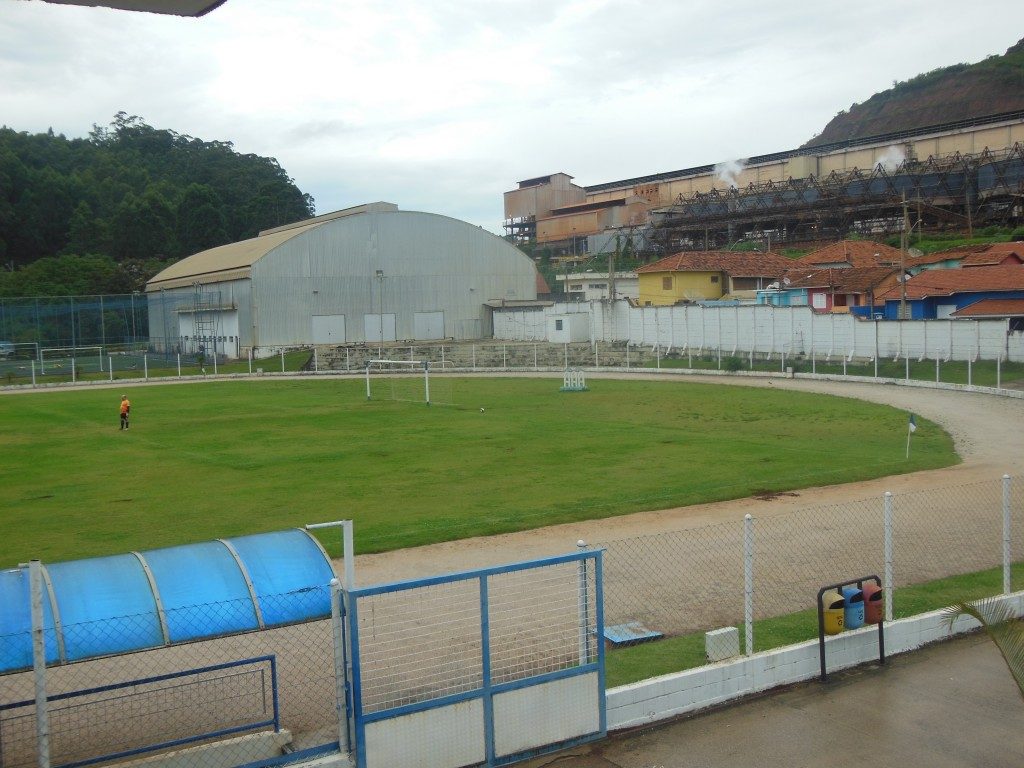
[710,275,719,283]
[662,276,672,290]
[555,319,563,330]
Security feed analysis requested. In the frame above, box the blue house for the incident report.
[875,265,1024,320]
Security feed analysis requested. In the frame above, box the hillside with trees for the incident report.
[804,37,1024,148]
[0,112,314,296]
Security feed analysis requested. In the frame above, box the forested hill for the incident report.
[804,37,1024,148]
[0,112,314,296]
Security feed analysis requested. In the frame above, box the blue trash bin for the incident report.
[842,585,865,630]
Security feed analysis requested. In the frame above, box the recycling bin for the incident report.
[842,585,865,630]
[863,582,883,624]
[821,590,845,635]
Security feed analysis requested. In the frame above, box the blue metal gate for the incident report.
[345,551,604,768]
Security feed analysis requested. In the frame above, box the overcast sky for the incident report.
[2,1,1022,233]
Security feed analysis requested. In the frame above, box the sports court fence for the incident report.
[596,474,1024,666]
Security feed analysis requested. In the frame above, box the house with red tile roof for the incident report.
[950,298,1024,331]
[761,266,899,313]
[793,240,903,269]
[635,251,792,305]
[874,264,1024,319]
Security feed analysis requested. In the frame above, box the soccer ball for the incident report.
[480,407,485,412]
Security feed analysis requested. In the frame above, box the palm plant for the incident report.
[943,597,1024,700]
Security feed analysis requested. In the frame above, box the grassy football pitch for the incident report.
[0,377,956,567]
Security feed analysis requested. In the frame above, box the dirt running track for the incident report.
[353,373,1024,585]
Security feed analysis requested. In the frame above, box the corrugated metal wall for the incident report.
[250,210,535,346]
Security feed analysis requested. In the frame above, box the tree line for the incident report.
[0,112,315,296]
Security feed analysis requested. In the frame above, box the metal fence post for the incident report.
[329,579,349,754]
[744,514,754,656]
[577,540,590,665]
[314,348,319,373]
[29,559,51,768]
[31,359,36,387]
[997,356,1002,389]
[280,349,285,373]
[1004,474,1012,595]
[884,492,894,622]
[108,355,114,382]
[177,353,181,378]
[144,354,148,380]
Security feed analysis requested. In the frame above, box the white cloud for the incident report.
[1,0,1021,233]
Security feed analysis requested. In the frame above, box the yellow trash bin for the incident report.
[821,590,845,635]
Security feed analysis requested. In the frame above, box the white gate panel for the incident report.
[364,700,485,768]
[493,673,601,758]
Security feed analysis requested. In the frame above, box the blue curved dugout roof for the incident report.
[0,529,334,673]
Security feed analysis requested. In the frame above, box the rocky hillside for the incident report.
[803,37,1024,148]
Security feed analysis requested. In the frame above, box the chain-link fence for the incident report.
[597,475,1022,679]
[0,588,337,768]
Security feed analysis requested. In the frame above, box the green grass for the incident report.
[0,377,957,568]
[604,562,1024,688]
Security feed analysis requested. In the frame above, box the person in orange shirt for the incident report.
[119,395,131,430]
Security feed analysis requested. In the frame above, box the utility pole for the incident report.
[900,192,909,321]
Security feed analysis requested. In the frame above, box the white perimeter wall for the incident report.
[493,301,1024,362]
[607,593,1024,732]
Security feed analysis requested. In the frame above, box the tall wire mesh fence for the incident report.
[597,475,1021,680]
[0,589,336,768]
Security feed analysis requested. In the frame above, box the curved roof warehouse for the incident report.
[145,203,539,358]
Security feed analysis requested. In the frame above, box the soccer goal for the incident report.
[365,359,454,406]
[39,345,104,374]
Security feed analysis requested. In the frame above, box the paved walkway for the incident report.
[524,634,1024,768]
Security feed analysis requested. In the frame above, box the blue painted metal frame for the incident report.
[347,551,605,768]
[1,656,279,768]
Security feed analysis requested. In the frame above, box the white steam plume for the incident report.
[714,158,747,189]
[875,146,906,172]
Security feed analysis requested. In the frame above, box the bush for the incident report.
[722,356,743,371]
[1010,227,1024,242]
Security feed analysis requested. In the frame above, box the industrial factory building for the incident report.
[145,203,538,358]
[507,111,1024,257]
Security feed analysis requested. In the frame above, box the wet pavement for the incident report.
[525,633,1024,768]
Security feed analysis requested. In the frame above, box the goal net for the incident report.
[39,346,104,374]
[365,360,455,406]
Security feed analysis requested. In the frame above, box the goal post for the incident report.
[39,345,104,374]
[365,359,432,405]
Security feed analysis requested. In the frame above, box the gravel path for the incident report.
[352,373,1024,585]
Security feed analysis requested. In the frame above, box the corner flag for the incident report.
[906,413,916,458]
[908,414,917,433]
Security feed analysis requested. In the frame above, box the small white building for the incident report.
[556,271,638,302]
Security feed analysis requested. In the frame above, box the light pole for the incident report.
[375,269,384,355]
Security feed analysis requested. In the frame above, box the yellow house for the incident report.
[636,251,793,305]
